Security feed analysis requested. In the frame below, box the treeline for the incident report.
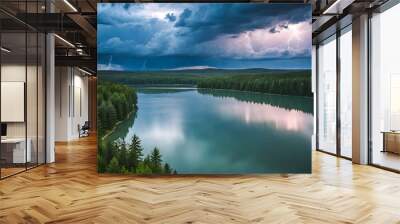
[98,135,176,175]
[99,69,312,97]
[197,73,312,97]
[97,82,138,137]
[99,72,200,86]
[197,89,313,114]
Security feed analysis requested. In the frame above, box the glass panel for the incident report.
[38,32,45,165]
[318,36,337,154]
[27,31,38,169]
[371,4,400,171]
[0,1,46,178]
[339,28,352,158]
[1,31,27,177]
[26,0,40,169]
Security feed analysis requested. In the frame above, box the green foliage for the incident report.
[136,163,153,175]
[97,81,174,175]
[197,73,312,97]
[120,166,130,174]
[107,156,120,173]
[98,135,175,175]
[97,81,137,138]
[164,163,172,174]
[150,147,162,173]
[97,154,106,173]
[98,69,312,97]
[143,155,151,169]
[127,135,143,170]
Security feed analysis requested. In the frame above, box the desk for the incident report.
[382,131,400,154]
[1,138,31,164]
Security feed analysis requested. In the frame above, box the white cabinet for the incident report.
[1,138,32,163]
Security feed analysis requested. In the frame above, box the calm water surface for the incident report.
[112,87,313,174]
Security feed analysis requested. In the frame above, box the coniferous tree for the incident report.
[150,147,162,173]
[107,156,120,173]
[128,135,143,170]
[117,140,128,169]
[108,102,118,126]
[163,163,172,174]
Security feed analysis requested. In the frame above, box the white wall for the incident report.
[1,65,26,138]
[54,67,89,141]
[1,63,46,164]
[55,66,69,141]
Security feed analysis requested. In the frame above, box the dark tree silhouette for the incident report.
[150,147,163,173]
[128,135,143,170]
[164,163,172,174]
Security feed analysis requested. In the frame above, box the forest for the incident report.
[97,81,137,138]
[197,72,312,97]
[98,135,176,174]
[197,89,313,113]
[97,81,175,174]
[99,69,312,97]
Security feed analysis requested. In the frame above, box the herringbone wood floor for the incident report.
[1,135,400,224]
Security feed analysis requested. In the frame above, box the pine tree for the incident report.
[97,102,108,131]
[143,155,151,168]
[104,139,114,164]
[107,156,120,173]
[128,135,143,170]
[108,102,118,126]
[116,139,128,169]
[150,147,162,174]
[163,163,172,174]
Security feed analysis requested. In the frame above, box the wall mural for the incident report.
[97,3,313,174]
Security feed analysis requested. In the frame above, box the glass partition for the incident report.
[370,3,400,171]
[1,30,28,177]
[27,31,38,169]
[0,1,46,179]
[339,26,352,158]
[317,35,337,154]
[38,32,45,165]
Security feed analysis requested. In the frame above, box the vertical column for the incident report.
[46,1,55,163]
[352,14,369,164]
[336,30,341,156]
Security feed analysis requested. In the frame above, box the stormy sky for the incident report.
[97,3,311,71]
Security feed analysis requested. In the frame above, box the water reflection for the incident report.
[124,106,185,150]
[197,88,313,113]
[115,87,313,173]
[216,99,313,134]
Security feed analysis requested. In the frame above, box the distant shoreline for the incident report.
[133,85,314,99]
